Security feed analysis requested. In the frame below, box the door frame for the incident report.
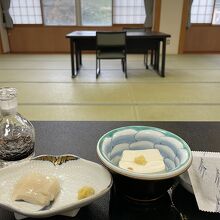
[179,0,190,54]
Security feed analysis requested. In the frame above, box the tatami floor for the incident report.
[0,54,220,121]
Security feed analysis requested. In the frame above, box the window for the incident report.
[42,0,76,26]
[212,0,220,24]
[113,0,146,24]
[81,0,112,26]
[191,0,214,23]
[9,0,146,26]
[191,0,220,24]
[9,0,42,24]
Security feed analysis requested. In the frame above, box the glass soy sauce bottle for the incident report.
[0,87,35,168]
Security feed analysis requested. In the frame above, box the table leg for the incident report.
[144,52,148,69]
[79,50,82,66]
[70,39,75,78]
[150,49,154,66]
[161,38,167,77]
[75,41,82,71]
[154,48,157,70]
[75,41,79,72]
[156,43,160,71]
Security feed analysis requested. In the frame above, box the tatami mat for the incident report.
[0,83,133,104]
[130,83,220,104]
[0,82,220,105]
[135,105,220,121]
[0,54,220,121]
[19,105,137,121]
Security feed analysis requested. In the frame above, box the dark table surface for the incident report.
[1,121,220,220]
[66,31,171,39]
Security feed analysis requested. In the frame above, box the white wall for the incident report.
[159,0,183,54]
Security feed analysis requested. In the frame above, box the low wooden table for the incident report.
[1,121,220,220]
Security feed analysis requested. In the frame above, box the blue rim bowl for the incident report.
[97,126,192,181]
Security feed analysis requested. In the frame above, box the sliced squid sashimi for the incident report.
[13,173,60,206]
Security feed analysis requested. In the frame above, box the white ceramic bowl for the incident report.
[97,126,192,202]
[0,155,112,218]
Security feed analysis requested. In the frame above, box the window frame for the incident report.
[212,0,220,25]
[112,0,146,25]
[10,0,146,26]
[191,0,220,26]
[40,0,45,25]
[9,0,43,25]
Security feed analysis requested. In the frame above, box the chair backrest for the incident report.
[96,32,126,48]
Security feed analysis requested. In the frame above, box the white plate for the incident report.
[0,155,112,218]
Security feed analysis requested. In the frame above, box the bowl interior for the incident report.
[97,126,192,180]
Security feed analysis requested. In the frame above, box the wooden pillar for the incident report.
[0,34,3,53]
[178,0,190,54]
[0,5,10,53]
[153,0,161,32]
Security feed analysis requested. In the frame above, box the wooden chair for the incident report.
[96,32,127,78]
